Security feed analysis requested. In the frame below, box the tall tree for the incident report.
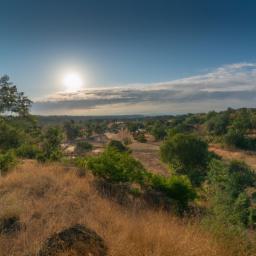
[0,75,32,116]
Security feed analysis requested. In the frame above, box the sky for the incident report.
[1,0,256,115]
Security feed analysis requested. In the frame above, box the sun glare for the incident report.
[62,72,83,92]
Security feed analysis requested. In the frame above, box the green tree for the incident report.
[151,122,167,140]
[207,160,256,227]
[75,141,93,154]
[108,140,128,152]
[150,174,196,213]
[161,133,209,185]
[0,119,24,150]
[40,127,64,161]
[224,128,247,148]
[64,120,81,140]
[0,151,16,176]
[0,75,32,116]
[86,148,147,184]
[207,113,229,135]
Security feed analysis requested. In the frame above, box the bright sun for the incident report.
[63,72,83,92]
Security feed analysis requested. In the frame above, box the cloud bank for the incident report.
[32,63,256,115]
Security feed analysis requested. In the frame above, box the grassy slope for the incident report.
[0,161,239,256]
[209,144,256,169]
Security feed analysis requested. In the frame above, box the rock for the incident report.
[38,224,107,256]
[0,216,22,235]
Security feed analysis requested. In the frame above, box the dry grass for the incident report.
[209,144,256,169]
[0,161,248,256]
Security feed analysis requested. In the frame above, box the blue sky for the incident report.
[1,0,256,115]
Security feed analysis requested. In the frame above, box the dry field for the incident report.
[0,161,243,256]
[209,144,256,169]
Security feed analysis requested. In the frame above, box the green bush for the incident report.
[75,141,93,154]
[0,120,24,150]
[225,128,256,151]
[161,133,209,185]
[207,159,256,228]
[151,122,167,140]
[207,113,229,135]
[0,151,17,176]
[86,148,147,184]
[40,127,64,161]
[108,140,128,152]
[123,137,132,145]
[134,132,147,143]
[228,160,256,197]
[64,120,81,140]
[16,144,40,159]
[224,129,247,148]
[82,147,196,213]
[150,174,196,213]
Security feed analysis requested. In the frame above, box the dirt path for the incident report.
[106,132,169,176]
[209,144,256,169]
[129,141,170,176]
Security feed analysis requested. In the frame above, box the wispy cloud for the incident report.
[32,63,256,115]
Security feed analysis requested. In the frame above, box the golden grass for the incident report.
[0,161,249,255]
[209,144,256,169]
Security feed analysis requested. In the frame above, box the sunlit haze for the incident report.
[62,72,83,92]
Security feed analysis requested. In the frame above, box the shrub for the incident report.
[224,129,247,148]
[228,161,256,196]
[0,151,17,176]
[225,128,256,151]
[134,132,147,143]
[207,114,229,135]
[206,159,256,228]
[83,147,197,213]
[161,133,209,185]
[64,120,81,140]
[86,148,147,184]
[123,137,132,145]
[40,127,64,161]
[150,174,196,213]
[0,120,24,150]
[16,144,40,159]
[75,141,93,154]
[151,123,167,140]
[108,140,128,152]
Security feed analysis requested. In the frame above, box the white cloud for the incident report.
[33,63,256,115]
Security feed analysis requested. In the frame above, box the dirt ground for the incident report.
[106,131,170,176]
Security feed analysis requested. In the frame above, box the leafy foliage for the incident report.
[39,127,64,161]
[207,159,256,227]
[161,133,209,185]
[0,119,24,150]
[64,120,81,140]
[151,122,167,140]
[150,174,196,212]
[0,75,32,116]
[16,144,40,159]
[108,140,128,152]
[79,148,196,213]
[75,141,93,154]
[133,132,147,143]
[86,148,147,184]
[0,151,16,176]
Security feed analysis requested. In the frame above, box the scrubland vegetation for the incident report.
[1,76,256,255]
